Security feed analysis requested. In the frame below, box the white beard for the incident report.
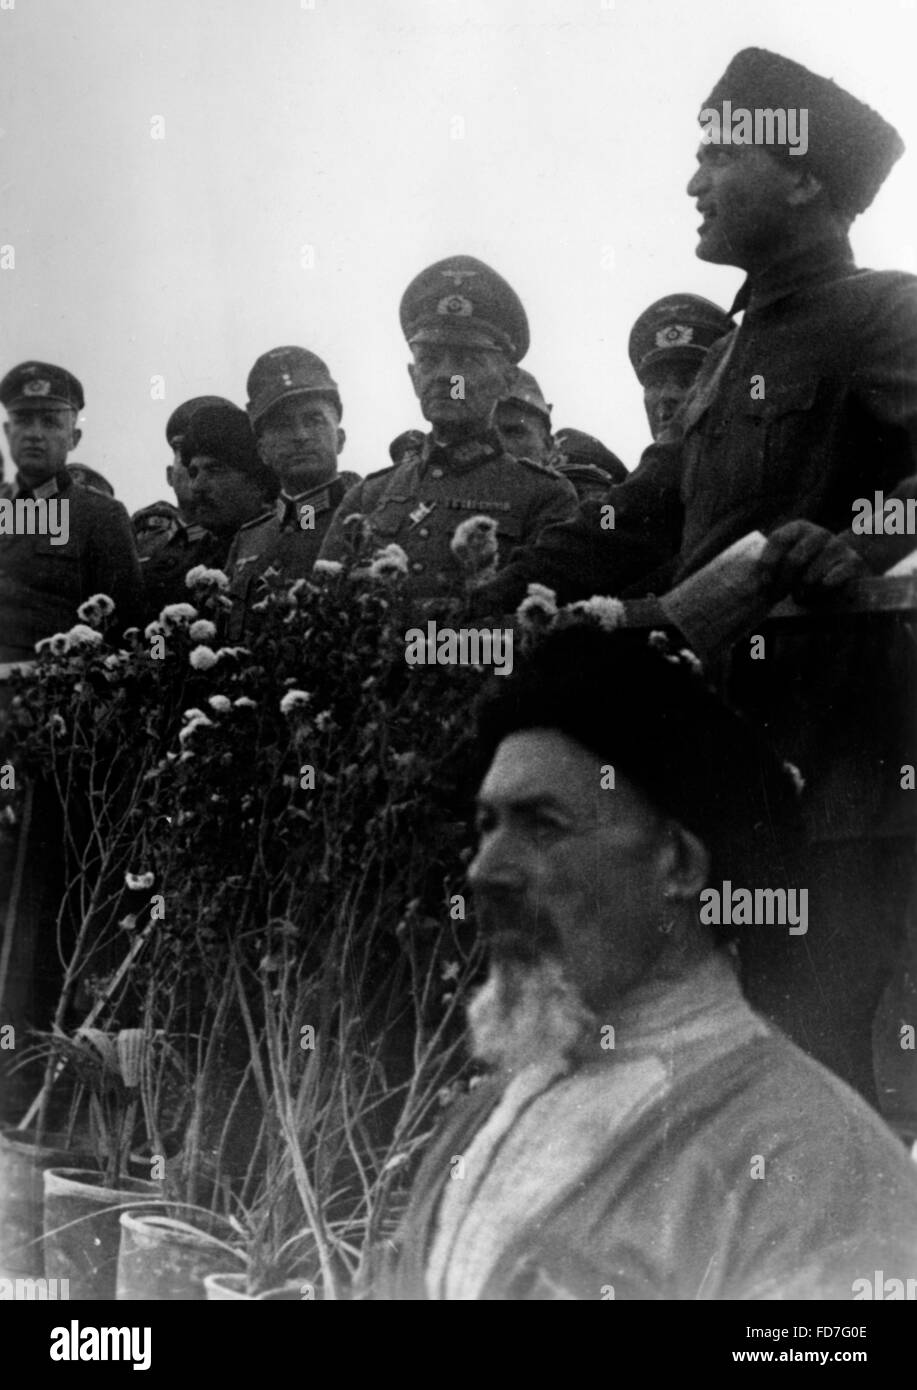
[467,954,597,1079]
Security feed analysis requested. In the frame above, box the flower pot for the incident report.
[116,1211,242,1301]
[203,1271,252,1301]
[258,1281,313,1301]
[43,1167,162,1301]
[0,1129,93,1276]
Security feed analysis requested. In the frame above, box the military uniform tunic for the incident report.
[484,236,917,609]
[0,470,142,660]
[138,519,229,621]
[319,432,578,600]
[224,471,359,639]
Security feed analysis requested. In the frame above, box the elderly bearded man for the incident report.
[375,626,917,1300]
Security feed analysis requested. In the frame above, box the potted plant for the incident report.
[28,1026,169,1300]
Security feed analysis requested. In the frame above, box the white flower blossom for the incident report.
[563,595,626,632]
[280,689,312,717]
[144,620,165,641]
[178,714,215,742]
[368,543,409,580]
[207,695,232,713]
[124,870,155,891]
[66,623,104,648]
[185,565,230,592]
[48,713,67,738]
[450,514,498,561]
[182,707,206,722]
[314,710,332,732]
[516,582,559,631]
[189,619,217,642]
[233,696,257,709]
[783,760,806,795]
[313,559,343,577]
[36,632,70,656]
[189,645,218,671]
[159,602,198,630]
[77,593,115,625]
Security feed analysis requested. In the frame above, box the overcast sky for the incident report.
[3,0,916,512]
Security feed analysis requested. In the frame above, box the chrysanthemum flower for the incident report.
[368,544,409,580]
[185,566,230,592]
[280,689,312,716]
[189,645,218,671]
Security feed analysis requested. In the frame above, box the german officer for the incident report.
[0,361,142,659]
[222,348,360,639]
[319,256,578,597]
[495,368,626,502]
[628,294,733,444]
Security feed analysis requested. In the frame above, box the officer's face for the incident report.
[187,454,269,536]
[642,360,700,444]
[470,729,676,1014]
[408,341,514,431]
[167,449,198,519]
[494,402,553,464]
[256,398,344,495]
[687,142,801,268]
[3,406,81,485]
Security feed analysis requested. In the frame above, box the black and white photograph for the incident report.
[1,0,916,1346]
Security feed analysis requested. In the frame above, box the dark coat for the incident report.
[0,471,142,659]
[484,236,917,610]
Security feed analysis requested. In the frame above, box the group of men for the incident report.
[0,272,730,657]
[3,43,917,1298]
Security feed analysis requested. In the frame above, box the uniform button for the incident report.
[430,467,444,479]
[411,561,424,573]
[418,527,429,538]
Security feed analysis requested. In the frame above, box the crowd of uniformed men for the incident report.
[1,47,917,1122]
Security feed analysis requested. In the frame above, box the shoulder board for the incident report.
[361,462,399,482]
[238,508,276,533]
[514,455,564,478]
[132,499,178,520]
[336,470,363,492]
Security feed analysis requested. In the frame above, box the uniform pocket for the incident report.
[368,495,413,538]
[683,379,821,520]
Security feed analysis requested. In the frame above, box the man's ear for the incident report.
[661,821,710,900]
[166,462,175,490]
[786,167,825,208]
[335,426,346,455]
[407,361,419,397]
[70,426,83,452]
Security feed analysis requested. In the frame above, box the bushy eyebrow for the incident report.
[475,791,571,816]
